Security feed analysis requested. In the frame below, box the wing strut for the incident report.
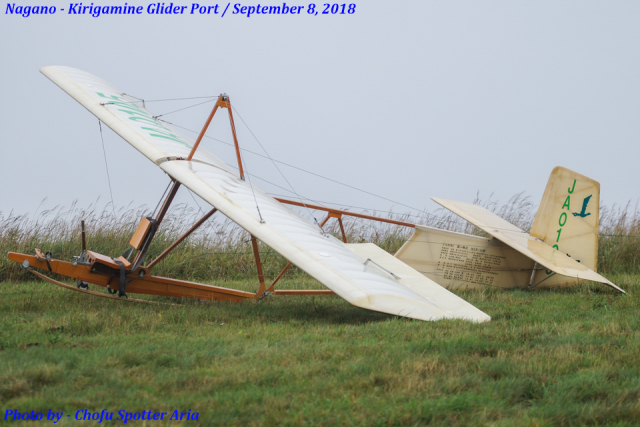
[187,94,245,181]
[146,207,218,269]
[131,180,181,269]
[250,235,267,298]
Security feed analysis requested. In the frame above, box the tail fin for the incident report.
[530,166,600,271]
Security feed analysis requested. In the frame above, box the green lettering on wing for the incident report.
[141,127,192,147]
[96,91,191,148]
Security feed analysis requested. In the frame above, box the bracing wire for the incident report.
[187,189,205,216]
[227,108,264,223]
[152,180,173,218]
[98,121,117,218]
[121,93,146,108]
[230,104,322,227]
[158,118,426,215]
[117,95,219,104]
[153,99,216,119]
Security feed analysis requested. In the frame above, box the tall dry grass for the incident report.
[1,193,638,282]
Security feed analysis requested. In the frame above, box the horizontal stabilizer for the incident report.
[432,198,624,294]
[395,225,536,290]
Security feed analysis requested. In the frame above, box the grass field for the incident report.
[2,273,640,426]
[1,198,639,425]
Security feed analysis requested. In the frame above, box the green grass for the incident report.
[2,274,640,426]
[1,197,639,424]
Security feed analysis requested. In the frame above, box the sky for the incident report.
[1,1,639,222]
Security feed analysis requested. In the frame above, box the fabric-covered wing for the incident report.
[160,161,490,322]
[41,66,236,173]
[432,198,624,294]
[41,65,490,322]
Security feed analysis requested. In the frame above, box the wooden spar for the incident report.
[225,101,245,180]
[146,207,218,269]
[266,262,292,293]
[185,94,245,180]
[337,217,348,243]
[9,252,255,302]
[156,180,181,226]
[275,197,416,228]
[186,95,223,161]
[250,235,266,297]
[319,213,331,227]
[132,180,180,267]
[273,290,334,295]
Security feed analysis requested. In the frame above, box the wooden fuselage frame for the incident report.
[9,95,415,303]
[8,197,410,302]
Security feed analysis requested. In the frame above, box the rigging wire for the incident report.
[227,107,264,223]
[116,95,219,104]
[98,121,117,218]
[153,99,216,119]
[158,118,426,215]
[158,118,434,224]
[230,103,322,227]
[187,189,205,216]
[121,93,146,108]
[152,180,172,218]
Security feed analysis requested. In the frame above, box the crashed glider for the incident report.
[7,66,490,323]
[395,167,624,293]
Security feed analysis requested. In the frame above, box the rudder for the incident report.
[530,166,600,272]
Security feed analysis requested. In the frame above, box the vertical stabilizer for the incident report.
[530,166,600,271]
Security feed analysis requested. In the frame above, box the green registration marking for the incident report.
[547,179,577,275]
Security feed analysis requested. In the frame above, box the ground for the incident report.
[1,275,640,426]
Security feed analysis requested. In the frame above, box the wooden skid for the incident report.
[8,252,255,302]
[273,290,334,295]
[26,268,163,305]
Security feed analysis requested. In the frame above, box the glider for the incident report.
[395,167,625,293]
[8,66,491,323]
[8,67,623,325]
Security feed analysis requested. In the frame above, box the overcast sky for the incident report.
[1,1,639,221]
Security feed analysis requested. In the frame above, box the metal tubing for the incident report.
[146,207,218,269]
[528,262,538,287]
[529,271,557,289]
[275,198,416,228]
